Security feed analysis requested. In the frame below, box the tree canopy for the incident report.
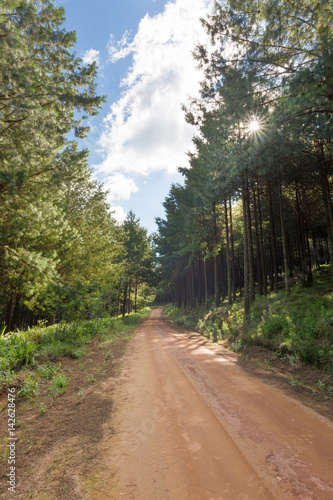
[0,1,156,331]
[156,0,333,316]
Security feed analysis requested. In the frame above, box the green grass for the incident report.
[164,267,333,371]
[0,307,153,395]
[49,372,70,396]
[18,374,40,399]
[163,303,208,329]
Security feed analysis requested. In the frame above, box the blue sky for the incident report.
[56,0,214,233]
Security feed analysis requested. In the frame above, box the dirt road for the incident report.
[87,307,333,500]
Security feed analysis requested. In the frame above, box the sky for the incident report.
[56,0,214,233]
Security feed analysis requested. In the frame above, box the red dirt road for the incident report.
[89,307,333,500]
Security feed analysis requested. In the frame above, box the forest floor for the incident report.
[0,307,333,499]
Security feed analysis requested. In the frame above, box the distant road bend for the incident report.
[91,307,333,500]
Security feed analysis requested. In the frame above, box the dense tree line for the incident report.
[0,0,155,332]
[155,0,333,317]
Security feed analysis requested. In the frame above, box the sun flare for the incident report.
[247,119,260,133]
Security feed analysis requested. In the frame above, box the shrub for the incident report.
[260,313,289,339]
[12,340,40,368]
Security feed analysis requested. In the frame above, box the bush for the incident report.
[260,313,289,339]
[196,318,222,341]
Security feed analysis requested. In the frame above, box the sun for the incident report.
[247,119,261,133]
[240,115,267,141]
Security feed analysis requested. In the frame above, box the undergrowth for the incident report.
[0,307,152,396]
[164,267,333,372]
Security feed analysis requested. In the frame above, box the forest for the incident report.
[155,0,333,369]
[1,0,333,372]
[0,2,332,496]
[156,0,333,309]
[0,0,156,333]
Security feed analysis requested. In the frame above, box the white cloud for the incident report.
[108,31,133,63]
[83,48,100,66]
[96,0,214,177]
[110,205,127,224]
[104,173,139,202]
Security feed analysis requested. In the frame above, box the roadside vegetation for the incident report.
[164,266,333,384]
[0,307,152,401]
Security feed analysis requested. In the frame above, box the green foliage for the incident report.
[49,372,69,396]
[0,308,153,396]
[19,375,39,399]
[0,370,19,388]
[36,363,61,379]
[37,318,115,360]
[39,402,47,415]
[196,318,222,342]
[164,305,198,328]
[156,0,333,321]
[0,332,39,370]
[0,0,156,360]
[164,268,333,371]
[259,313,290,339]
[240,279,333,368]
[119,212,158,315]
[13,341,40,368]
[230,339,243,353]
[0,1,156,331]
[0,0,105,181]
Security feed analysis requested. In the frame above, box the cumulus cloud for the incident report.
[83,48,100,65]
[96,0,214,177]
[110,205,127,224]
[104,173,139,202]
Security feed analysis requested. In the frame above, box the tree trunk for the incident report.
[246,181,255,303]
[182,274,187,308]
[10,293,21,331]
[268,181,279,291]
[122,284,128,317]
[134,281,138,313]
[295,182,308,286]
[305,222,313,283]
[253,186,264,296]
[214,255,219,308]
[6,292,13,331]
[278,176,290,295]
[229,199,237,302]
[212,202,219,308]
[198,254,202,305]
[203,249,208,306]
[242,176,250,318]
[191,261,195,307]
[224,199,232,305]
[317,142,333,271]
[128,281,132,314]
[116,293,120,316]
[257,181,267,295]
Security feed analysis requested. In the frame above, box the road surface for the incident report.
[90,307,333,500]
